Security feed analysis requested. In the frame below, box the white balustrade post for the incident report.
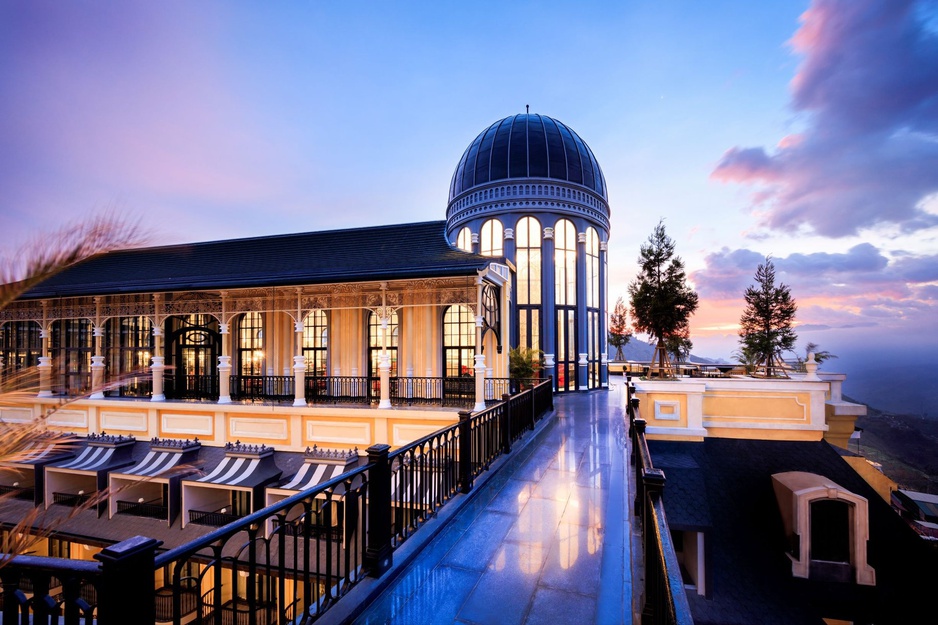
[474,354,487,412]
[378,355,392,409]
[90,325,106,399]
[293,356,307,407]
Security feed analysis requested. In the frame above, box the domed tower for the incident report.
[445,113,610,392]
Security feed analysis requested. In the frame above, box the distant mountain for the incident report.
[608,338,722,364]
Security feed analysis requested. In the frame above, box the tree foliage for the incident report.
[628,221,699,374]
[508,346,542,381]
[738,257,797,377]
[607,296,631,361]
[804,342,837,366]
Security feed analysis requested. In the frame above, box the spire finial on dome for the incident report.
[526,104,529,114]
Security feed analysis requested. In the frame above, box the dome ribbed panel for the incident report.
[449,113,605,200]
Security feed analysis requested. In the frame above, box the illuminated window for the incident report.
[106,316,153,397]
[0,321,42,374]
[51,319,93,396]
[443,305,475,377]
[238,312,264,376]
[303,310,328,377]
[516,216,541,350]
[456,227,473,252]
[554,219,577,306]
[480,219,503,256]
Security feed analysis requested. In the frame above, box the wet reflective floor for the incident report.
[357,377,635,624]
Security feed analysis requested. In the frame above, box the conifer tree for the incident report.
[628,221,699,376]
[738,257,797,377]
[608,296,631,361]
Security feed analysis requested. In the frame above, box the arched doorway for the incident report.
[166,314,220,400]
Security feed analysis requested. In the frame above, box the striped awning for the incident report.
[279,462,349,492]
[116,451,186,477]
[9,441,73,465]
[390,469,435,506]
[193,455,281,489]
[54,446,116,472]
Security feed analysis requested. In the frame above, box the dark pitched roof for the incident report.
[647,438,938,625]
[23,220,493,298]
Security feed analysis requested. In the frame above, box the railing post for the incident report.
[642,468,667,623]
[548,375,554,410]
[94,535,162,625]
[501,393,512,454]
[458,410,473,494]
[633,418,646,517]
[364,444,393,576]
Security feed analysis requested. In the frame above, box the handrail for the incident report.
[3,378,554,625]
[628,376,694,625]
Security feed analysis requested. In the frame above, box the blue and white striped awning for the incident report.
[196,457,259,486]
[54,446,116,472]
[9,441,72,465]
[117,451,186,477]
[279,463,349,492]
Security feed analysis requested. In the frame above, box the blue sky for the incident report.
[2,0,937,410]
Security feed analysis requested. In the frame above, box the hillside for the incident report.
[610,338,721,365]
[851,398,938,494]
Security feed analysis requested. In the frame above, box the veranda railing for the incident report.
[0,379,554,625]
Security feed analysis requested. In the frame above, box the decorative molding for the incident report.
[306,420,371,446]
[100,410,148,432]
[48,409,88,429]
[229,417,289,441]
[161,413,214,436]
[392,423,445,446]
[654,400,681,421]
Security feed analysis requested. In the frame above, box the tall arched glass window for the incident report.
[516,216,541,350]
[586,228,601,389]
[480,219,503,256]
[303,310,328,376]
[368,310,398,378]
[238,312,264,376]
[554,219,577,392]
[554,219,577,306]
[443,305,475,377]
[456,227,473,252]
[106,316,153,397]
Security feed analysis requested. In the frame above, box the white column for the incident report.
[151,326,165,401]
[89,325,106,399]
[217,323,231,404]
[473,354,487,412]
[38,328,52,398]
[378,354,392,409]
[293,320,307,406]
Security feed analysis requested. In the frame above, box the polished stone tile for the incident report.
[442,509,515,571]
[457,540,547,624]
[525,587,597,625]
[540,521,605,597]
[391,565,482,625]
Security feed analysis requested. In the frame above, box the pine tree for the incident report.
[628,221,699,377]
[738,257,797,377]
[607,297,632,361]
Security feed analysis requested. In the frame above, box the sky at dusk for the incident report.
[2,0,937,413]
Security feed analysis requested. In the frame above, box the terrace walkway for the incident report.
[355,377,636,624]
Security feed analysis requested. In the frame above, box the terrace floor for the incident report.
[355,377,637,624]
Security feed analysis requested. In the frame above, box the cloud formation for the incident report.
[712,0,938,237]
[690,243,938,339]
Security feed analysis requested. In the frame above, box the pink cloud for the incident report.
[712,0,938,237]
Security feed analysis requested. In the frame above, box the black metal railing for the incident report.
[627,380,694,625]
[52,491,94,507]
[230,375,294,402]
[116,499,168,520]
[0,484,35,501]
[164,374,219,401]
[1,379,554,625]
[186,508,246,528]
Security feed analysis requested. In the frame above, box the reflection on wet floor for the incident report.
[357,378,634,624]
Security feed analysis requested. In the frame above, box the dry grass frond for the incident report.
[0,212,146,309]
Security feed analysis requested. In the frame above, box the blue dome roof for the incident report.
[449,114,607,202]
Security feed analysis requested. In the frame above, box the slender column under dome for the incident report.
[576,231,589,391]
[90,325,106,399]
[599,240,609,388]
[37,328,52,398]
[541,227,556,387]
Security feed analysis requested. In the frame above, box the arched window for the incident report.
[516,216,541,350]
[554,219,577,306]
[586,228,601,389]
[166,314,220,400]
[554,219,577,392]
[368,310,398,378]
[480,219,503,256]
[106,316,153,397]
[238,312,264,376]
[456,227,473,252]
[443,305,475,377]
[303,310,328,376]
